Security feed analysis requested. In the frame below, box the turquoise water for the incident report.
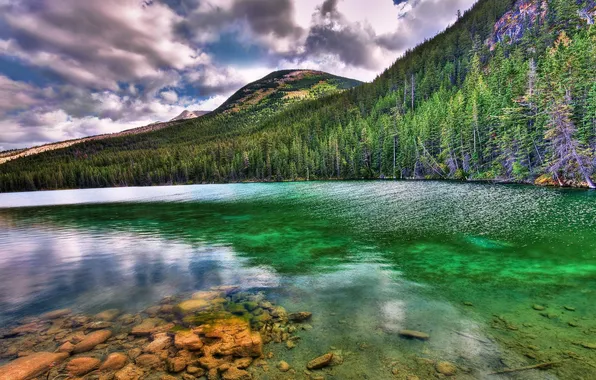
[0,181,595,379]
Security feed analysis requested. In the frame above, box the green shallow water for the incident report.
[0,181,595,379]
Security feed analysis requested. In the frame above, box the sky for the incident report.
[0,0,476,151]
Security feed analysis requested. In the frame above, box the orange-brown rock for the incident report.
[135,354,162,369]
[435,361,457,376]
[0,352,69,380]
[198,355,230,370]
[160,375,177,380]
[10,322,46,335]
[307,353,334,370]
[114,363,144,380]
[166,355,189,373]
[187,365,206,376]
[222,367,252,380]
[201,318,262,358]
[61,331,86,344]
[56,341,75,354]
[143,333,171,353]
[72,330,112,353]
[130,318,164,336]
[66,357,101,376]
[127,348,142,360]
[174,331,203,351]
[100,352,128,371]
[234,357,253,369]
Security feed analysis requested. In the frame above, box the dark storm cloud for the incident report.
[299,0,382,70]
[177,0,304,50]
[233,0,304,39]
[320,0,340,16]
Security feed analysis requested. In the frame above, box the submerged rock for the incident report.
[192,290,225,301]
[166,354,189,373]
[40,308,72,320]
[222,367,252,380]
[435,361,457,376]
[289,312,312,322]
[86,321,113,330]
[135,353,162,369]
[234,358,252,369]
[95,309,121,321]
[187,365,205,376]
[174,331,203,351]
[398,330,430,340]
[175,299,211,315]
[143,332,171,353]
[56,341,75,354]
[67,357,101,376]
[131,318,163,336]
[100,352,128,371]
[72,329,112,353]
[278,361,290,372]
[307,353,334,370]
[114,363,144,380]
[0,352,69,380]
[10,322,46,335]
[200,318,263,358]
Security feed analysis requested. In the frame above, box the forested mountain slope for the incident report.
[1,0,596,192]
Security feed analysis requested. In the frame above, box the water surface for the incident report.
[1,181,595,379]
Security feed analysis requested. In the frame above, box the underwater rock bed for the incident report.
[0,287,323,380]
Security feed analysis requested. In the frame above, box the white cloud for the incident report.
[160,90,179,103]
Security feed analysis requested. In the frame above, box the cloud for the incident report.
[160,90,179,103]
[178,0,305,53]
[377,0,476,51]
[0,0,203,90]
[0,75,42,114]
[301,0,383,70]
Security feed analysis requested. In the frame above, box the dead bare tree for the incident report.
[545,89,596,188]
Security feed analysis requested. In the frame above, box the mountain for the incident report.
[0,119,190,165]
[170,110,211,121]
[0,70,358,167]
[0,117,212,165]
[214,69,361,114]
[2,0,596,192]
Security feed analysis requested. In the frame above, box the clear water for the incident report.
[1,181,595,379]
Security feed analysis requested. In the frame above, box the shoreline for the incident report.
[0,176,594,196]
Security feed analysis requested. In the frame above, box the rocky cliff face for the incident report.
[489,0,596,50]
[489,0,546,49]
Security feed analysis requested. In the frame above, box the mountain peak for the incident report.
[170,110,210,122]
[213,69,362,115]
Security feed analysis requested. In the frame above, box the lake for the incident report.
[0,181,595,379]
